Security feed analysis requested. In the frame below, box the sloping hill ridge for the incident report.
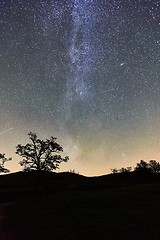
[1,170,160,196]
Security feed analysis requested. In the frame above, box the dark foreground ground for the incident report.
[1,171,160,240]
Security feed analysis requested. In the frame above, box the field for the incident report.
[1,172,160,240]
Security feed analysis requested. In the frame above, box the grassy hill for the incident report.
[1,171,160,240]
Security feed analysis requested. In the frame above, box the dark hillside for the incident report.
[1,170,160,196]
[0,171,86,202]
[2,182,160,240]
[1,171,160,239]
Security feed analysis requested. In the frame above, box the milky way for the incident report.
[0,0,160,175]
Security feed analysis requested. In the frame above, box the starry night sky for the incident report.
[0,0,160,176]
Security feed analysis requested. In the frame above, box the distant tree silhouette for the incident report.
[111,160,160,175]
[111,167,132,174]
[111,168,118,174]
[16,132,69,172]
[69,169,79,174]
[148,160,160,174]
[0,153,11,173]
[119,167,132,173]
[134,160,150,172]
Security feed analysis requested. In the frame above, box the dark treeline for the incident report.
[111,159,160,174]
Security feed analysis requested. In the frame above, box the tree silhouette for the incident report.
[111,167,132,174]
[134,160,150,172]
[149,160,160,174]
[0,153,11,173]
[110,168,118,174]
[119,167,132,173]
[16,132,69,172]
